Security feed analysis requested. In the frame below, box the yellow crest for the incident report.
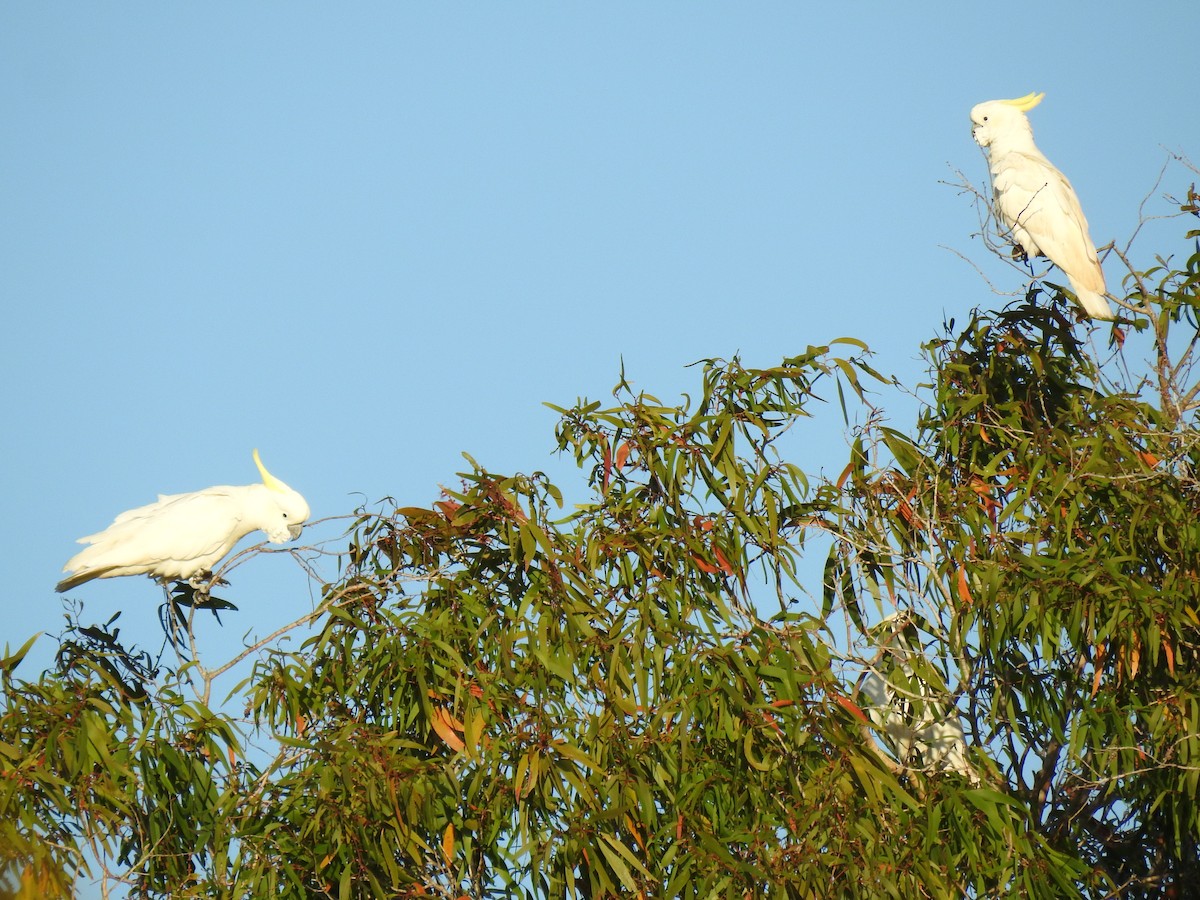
[253,449,288,493]
[1000,91,1045,111]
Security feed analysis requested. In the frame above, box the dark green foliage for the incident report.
[3,192,1199,898]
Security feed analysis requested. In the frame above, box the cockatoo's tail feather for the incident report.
[56,566,121,594]
[1073,288,1114,320]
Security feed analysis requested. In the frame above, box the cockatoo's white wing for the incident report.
[58,489,257,591]
[860,667,979,782]
[919,718,975,781]
[991,150,1110,318]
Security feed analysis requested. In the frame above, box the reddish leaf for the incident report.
[431,707,465,752]
[835,461,855,490]
[625,814,646,852]
[956,567,971,605]
[614,441,632,470]
[761,711,784,736]
[835,694,870,725]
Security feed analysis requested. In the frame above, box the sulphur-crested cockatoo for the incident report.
[970,92,1112,320]
[858,617,980,783]
[57,450,310,592]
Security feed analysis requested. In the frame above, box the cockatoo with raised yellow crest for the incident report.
[970,92,1113,320]
[57,450,310,592]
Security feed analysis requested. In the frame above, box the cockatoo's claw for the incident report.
[187,572,231,597]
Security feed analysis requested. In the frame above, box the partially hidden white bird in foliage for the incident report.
[57,450,310,593]
[970,91,1113,320]
[858,616,980,783]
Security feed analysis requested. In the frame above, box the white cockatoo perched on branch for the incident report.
[970,91,1113,320]
[858,616,980,783]
[57,450,310,592]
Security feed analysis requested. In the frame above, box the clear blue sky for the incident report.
[3,3,1197,707]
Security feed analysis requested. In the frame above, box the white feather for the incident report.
[57,453,310,592]
[971,95,1112,320]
